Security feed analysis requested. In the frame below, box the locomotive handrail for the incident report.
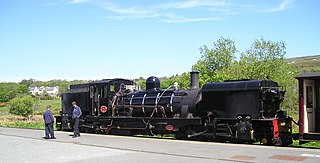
[113,104,167,118]
[289,116,299,126]
[114,104,167,108]
[142,93,147,115]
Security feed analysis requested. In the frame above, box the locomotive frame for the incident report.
[56,72,297,146]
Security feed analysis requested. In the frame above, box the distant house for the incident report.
[29,86,59,96]
[29,87,40,95]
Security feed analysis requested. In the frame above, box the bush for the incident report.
[9,95,34,117]
[0,102,7,107]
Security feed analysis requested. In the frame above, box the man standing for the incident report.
[43,105,56,139]
[72,101,82,138]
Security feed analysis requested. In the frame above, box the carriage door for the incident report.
[304,80,316,132]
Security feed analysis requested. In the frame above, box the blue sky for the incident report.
[1,0,319,82]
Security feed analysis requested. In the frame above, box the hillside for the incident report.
[287,55,320,73]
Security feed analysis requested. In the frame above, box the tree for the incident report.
[0,85,9,102]
[135,77,146,90]
[192,37,237,84]
[17,85,29,94]
[58,80,70,95]
[0,83,20,102]
[9,95,34,117]
[20,79,35,87]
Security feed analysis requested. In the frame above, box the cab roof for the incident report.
[296,73,320,80]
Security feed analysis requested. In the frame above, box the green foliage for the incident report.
[159,72,192,89]
[160,76,178,89]
[235,37,288,79]
[192,37,237,84]
[20,79,35,87]
[175,72,192,89]
[0,83,21,102]
[135,77,146,90]
[290,140,320,148]
[9,96,34,117]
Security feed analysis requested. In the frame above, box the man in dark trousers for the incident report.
[43,105,56,139]
[72,101,82,138]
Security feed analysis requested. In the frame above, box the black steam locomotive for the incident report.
[56,72,293,146]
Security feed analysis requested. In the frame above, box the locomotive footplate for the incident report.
[83,116,202,135]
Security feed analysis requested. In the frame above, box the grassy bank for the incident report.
[0,99,61,130]
[32,99,61,115]
[0,115,57,130]
[0,115,45,129]
[0,99,61,116]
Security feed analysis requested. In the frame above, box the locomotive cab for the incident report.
[56,79,139,131]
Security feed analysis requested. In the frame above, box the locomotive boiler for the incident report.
[56,71,293,146]
[113,72,201,119]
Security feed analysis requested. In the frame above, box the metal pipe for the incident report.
[187,129,208,138]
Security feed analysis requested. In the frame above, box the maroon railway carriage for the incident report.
[296,73,320,143]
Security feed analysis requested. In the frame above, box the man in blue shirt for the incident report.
[43,105,56,139]
[72,101,82,138]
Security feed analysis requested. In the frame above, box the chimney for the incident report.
[190,71,199,89]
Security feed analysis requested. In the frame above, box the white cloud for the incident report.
[266,0,294,13]
[163,17,220,23]
[101,1,224,23]
[156,0,226,9]
[64,0,296,23]
[67,0,91,4]
[102,3,160,19]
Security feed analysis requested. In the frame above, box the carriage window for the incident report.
[306,86,313,108]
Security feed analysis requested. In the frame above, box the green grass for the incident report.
[0,106,10,116]
[33,99,61,115]
[287,55,320,73]
[290,140,320,148]
[0,121,45,130]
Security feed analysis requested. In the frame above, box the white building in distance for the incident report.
[29,86,59,96]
